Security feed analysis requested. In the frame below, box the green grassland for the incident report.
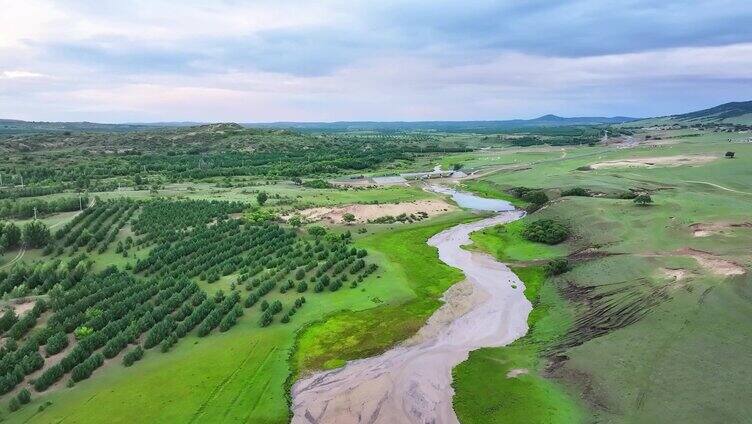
[450,129,752,423]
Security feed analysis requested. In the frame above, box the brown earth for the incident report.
[287,199,456,224]
[590,155,718,169]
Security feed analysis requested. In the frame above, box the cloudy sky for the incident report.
[2,0,752,122]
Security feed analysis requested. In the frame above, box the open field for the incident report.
[450,128,752,423]
[1,120,751,423]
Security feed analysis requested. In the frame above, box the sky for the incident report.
[2,0,752,123]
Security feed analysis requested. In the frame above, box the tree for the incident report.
[22,220,50,248]
[74,326,94,340]
[16,388,30,405]
[256,191,268,206]
[342,213,356,224]
[288,215,302,228]
[291,177,303,185]
[546,258,570,276]
[8,397,19,412]
[308,226,326,237]
[633,194,653,206]
[725,151,735,158]
[1,223,21,250]
[451,163,464,171]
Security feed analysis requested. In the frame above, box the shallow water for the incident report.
[291,188,530,424]
[427,185,515,212]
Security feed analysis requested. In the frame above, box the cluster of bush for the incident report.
[522,219,570,245]
[0,219,51,252]
[508,187,549,212]
[368,211,428,224]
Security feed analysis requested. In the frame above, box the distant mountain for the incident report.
[0,119,168,134]
[628,101,752,126]
[246,115,639,133]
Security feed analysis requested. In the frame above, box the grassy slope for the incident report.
[7,212,475,423]
[291,212,475,377]
[453,216,582,423]
[450,131,752,423]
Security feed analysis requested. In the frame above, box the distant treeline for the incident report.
[508,135,600,147]
[0,196,88,219]
[0,185,66,200]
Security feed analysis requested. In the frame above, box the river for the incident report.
[291,186,532,424]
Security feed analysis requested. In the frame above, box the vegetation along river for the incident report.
[291,186,532,424]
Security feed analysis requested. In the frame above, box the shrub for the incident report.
[8,397,19,412]
[560,187,590,197]
[123,346,144,367]
[45,332,69,355]
[633,194,653,206]
[522,220,570,244]
[74,326,94,340]
[546,258,571,276]
[17,388,30,404]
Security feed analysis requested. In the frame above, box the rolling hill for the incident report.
[247,115,638,133]
[628,101,752,126]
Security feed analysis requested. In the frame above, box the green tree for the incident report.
[17,388,30,405]
[288,215,302,228]
[256,191,268,206]
[342,213,356,224]
[308,226,326,237]
[74,326,94,340]
[1,222,21,250]
[633,194,653,206]
[21,220,50,248]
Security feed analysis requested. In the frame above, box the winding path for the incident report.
[291,190,532,424]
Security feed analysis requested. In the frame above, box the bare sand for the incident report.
[690,222,752,237]
[677,248,746,277]
[291,210,531,424]
[288,199,456,224]
[590,155,717,169]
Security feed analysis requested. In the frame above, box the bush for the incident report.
[633,194,653,206]
[17,388,30,404]
[560,187,590,197]
[45,332,69,355]
[123,346,144,367]
[546,258,571,276]
[522,220,570,244]
[8,397,19,412]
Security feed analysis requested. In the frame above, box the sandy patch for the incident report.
[406,279,488,345]
[289,199,456,224]
[506,368,529,378]
[677,248,746,277]
[6,298,37,316]
[661,268,692,281]
[690,222,752,237]
[590,155,718,169]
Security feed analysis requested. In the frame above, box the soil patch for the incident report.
[689,221,752,237]
[676,247,746,277]
[288,199,456,224]
[590,155,717,169]
[506,368,529,378]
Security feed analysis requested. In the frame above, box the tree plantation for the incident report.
[0,195,378,414]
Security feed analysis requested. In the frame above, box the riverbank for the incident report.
[291,187,537,423]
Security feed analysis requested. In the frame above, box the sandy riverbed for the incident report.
[291,209,531,424]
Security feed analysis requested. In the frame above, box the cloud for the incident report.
[1,70,47,79]
[1,0,752,121]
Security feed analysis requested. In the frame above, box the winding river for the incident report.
[291,186,532,424]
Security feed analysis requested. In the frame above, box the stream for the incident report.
[291,186,532,424]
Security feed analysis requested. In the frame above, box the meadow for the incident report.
[451,129,752,422]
